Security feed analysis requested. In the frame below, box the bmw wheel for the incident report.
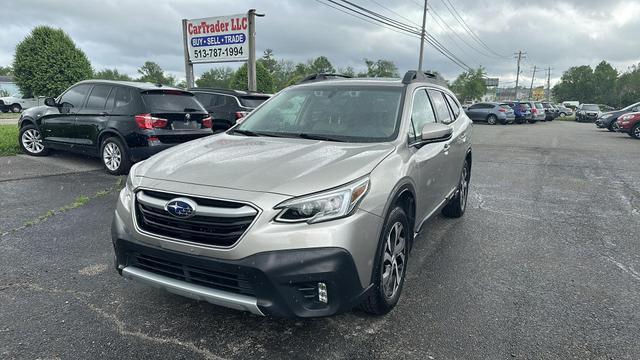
[19,124,48,156]
[100,136,131,175]
[359,206,410,315]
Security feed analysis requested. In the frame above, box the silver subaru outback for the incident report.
[111,71,473,318]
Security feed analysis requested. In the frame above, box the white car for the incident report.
[0,94,41,113]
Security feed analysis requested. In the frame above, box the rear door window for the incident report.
[85,85,112,110]
[142,90,205,113]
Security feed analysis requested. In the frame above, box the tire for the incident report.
[1,107,8,113]
[442,158,470,218]
[487,114,497,125]
[631,124,640,139]
[607,121,619,132]
[359,206,410,315]
[10,104,21,113]
[527,119,536,124]
[100,136,131,175]
[19,124,49,156]
[560,112,566,117]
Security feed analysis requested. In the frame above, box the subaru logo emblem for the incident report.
[164,198,197,218]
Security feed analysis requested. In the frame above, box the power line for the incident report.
[367,0,421,27]
[427,5,494,60]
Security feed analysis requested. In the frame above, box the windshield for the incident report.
[240,96,270,108]
[582,104,600,111]
[233,86,404,142]
[141,90,206,113]
[535,103,544,109]
[621,102,640,111]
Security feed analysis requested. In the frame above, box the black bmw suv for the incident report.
[18,80,213,174]
[189,88,270,131]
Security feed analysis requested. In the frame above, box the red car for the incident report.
[617,112,640,139]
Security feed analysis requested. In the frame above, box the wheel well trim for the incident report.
[19,117,37,129]
[97,129,130,153]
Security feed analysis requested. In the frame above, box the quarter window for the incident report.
[410,89,437,141]
[445,93,461,119]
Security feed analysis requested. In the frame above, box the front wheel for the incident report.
[19,125,48,156]
[442,158,470,218]
[608,121,619,132]
[10,104,21,113]
[100,136,131,175]
[487,114,497,125]
[630,124,640,139]
[359,206,410,315]
[560,112,566,117]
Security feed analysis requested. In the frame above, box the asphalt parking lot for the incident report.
[1,121,639,359]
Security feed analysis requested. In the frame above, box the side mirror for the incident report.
[420,123,453,143]
[44,97,57,107]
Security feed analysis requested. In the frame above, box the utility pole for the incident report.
[417,0,428,72]
[247,9,264,92]
[528,65,537,99]
[181,19,194,88]
[546,67,552,102]
[514,51,526,99]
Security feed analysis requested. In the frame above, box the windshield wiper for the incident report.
[230,129,281,137]
[295,133,347,142]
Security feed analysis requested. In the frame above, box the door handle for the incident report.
[98,112,108,117]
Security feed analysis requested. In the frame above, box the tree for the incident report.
[137,61,175,86]
[552,65,594,103]
[616,64,640,108]
[308,56,335,74]
[0,66,12,76]
[196,67,235,88]
[93,68,132,81]
[450,67,487,102]
[258,49,279,75]
[13,26,92,97]
[359,59,399,78]
[592,61,618,106]
[229,62,274,93]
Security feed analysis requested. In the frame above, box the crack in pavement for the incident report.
[0,282,227,360]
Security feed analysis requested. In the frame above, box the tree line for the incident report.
[6,25,403,98]
[552,60,640,107]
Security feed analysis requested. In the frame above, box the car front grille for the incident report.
[134,190,258,247]
[132,252,255,296]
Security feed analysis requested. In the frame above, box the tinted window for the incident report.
[445,93,461,118]
[411,89,437,140]
[142,90,205,113]
[240,96,269,108]
[428,90,453,124]
[115,87,133,109]
[194,93,213,107]
[59,84,91,109]
[235,86,403,142]
[85,85,112,110]
[582,104,600,111]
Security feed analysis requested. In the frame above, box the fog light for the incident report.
[318,282,328,303]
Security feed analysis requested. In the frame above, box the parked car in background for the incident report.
[599,104,616,112]
[616,112,640,139]
[464,102,515,124]
[18,80,213,174]
[596,101,640,132]
[575,104,602,123]
[0,93,41,113]
[112,71,473,318]
[503,100,532,123]
[542,102,558,121]
[562,101,580,109]
[190,88,270,131]
[556,104,573,117]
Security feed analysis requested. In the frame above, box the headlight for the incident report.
[120,162,144,211]
[274,177,370,224]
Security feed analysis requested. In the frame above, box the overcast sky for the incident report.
[2,0,640,87]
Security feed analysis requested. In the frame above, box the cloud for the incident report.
[1,0,639,88]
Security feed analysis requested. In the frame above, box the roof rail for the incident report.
[297,73,353,84]
[401,70,439,85]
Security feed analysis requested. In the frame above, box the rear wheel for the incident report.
[487,114,497,125]
[560,112,566,117]
[442,158,470,218]
[100,136,131,175]
[631,124,640,139]
[359,206,410,315]
[607,121,619,132]
[10,104,21,113]
[19,125,48,156]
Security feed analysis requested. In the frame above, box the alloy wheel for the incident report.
[382,222,406,299]
[21,129,44,154]
[103,142,122,171]
[634,126,640,138]
[460,164,469,211]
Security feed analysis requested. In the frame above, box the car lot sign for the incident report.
[186,14,249,63]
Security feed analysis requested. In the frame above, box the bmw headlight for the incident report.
[274,177,370,224]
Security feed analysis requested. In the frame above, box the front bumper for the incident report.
[112,237,370,318]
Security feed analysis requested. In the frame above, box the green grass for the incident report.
[0,124,20,156]
[0,113,19,119]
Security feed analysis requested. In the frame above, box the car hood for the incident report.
[137,133,396,196]
[0,96,18,102]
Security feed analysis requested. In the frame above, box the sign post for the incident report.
[182,12,257,89]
